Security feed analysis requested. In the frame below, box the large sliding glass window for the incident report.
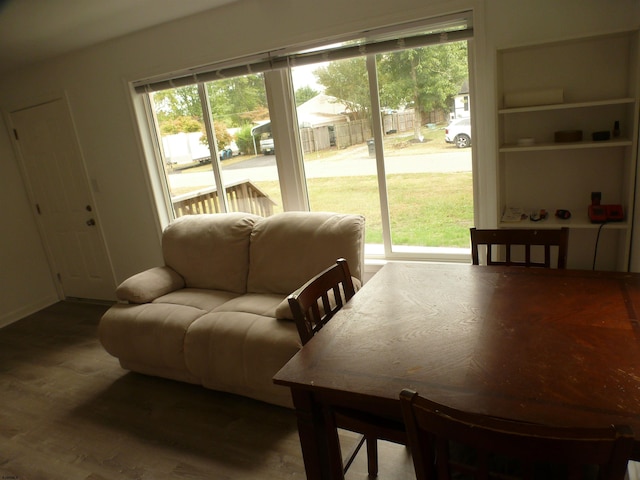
[148,74,283,218]
[291,57,384,244]
[290,35,472,258]
[136,12,474,261]
[376,42,472,256]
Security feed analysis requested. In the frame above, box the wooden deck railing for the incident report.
[171,179,276,217]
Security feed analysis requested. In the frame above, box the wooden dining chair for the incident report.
[399,389,634,480]
[470,227,569,268]
[288,258,356,345]
[288,259,397,477]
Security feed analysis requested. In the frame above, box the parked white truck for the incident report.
[251,122,275,155]
[259,134,275,155]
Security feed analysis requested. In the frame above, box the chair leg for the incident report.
[366,435,378,477]
[343,434,366,473]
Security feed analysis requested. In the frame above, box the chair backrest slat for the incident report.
[288,258,355,345]
[470,227,569,269]
[400,389,634,480]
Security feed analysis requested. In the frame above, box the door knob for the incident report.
[86,218,96,226]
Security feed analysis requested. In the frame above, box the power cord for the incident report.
[592,222,608,270]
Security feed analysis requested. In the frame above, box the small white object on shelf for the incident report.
[517,137,535,146]
[501,207,528,223]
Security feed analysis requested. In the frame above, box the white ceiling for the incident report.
[0,0,240,73]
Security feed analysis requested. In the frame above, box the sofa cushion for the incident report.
[116,266,185,303]
[247,211,365,295]
[162,213,260,294]
[98,302,207,373]
[184,311,301,408]
[153,288,241,312]
[211,292,287,318]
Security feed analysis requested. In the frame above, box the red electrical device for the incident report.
[588,192,623,223]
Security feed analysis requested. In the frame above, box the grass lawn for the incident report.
[169,125,474,249]
[253,171,473,248]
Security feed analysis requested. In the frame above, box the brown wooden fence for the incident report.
[300,126,332,153]
[382,110,415,134]
[333,119,372,149]
[171,179,276,217]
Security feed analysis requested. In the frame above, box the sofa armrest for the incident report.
[116,266,185,304]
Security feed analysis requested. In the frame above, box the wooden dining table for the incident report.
[273,262,640,480]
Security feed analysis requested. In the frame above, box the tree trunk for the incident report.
[410,58,423,141]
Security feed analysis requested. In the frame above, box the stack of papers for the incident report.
[501,207,528,223]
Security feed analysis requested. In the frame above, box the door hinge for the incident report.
[35,204,41,215]
[13,129,18,140]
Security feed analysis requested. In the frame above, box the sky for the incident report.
[290,63,326,93]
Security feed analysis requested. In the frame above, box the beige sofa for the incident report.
[98,211,365,408]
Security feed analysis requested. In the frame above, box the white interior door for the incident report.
[10,98,115,300]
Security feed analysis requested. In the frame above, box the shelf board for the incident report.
[498,97,636,114]
[499,216,629,230]
[499,138,632,152]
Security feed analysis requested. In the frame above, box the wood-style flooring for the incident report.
[0,301,414,480]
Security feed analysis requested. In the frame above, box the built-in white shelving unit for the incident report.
[496,31,639,271]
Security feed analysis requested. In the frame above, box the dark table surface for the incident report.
[274,263,640,479]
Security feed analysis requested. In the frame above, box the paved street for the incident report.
[168,145,471,189]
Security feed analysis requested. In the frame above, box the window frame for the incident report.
[137,12,476,264]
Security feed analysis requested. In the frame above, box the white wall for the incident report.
[0,0,638,324]
[0,115,59,327]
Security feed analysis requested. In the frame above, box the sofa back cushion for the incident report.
[162,213,260,294]
[247,212,365,294]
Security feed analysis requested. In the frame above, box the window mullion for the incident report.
[264,69,309,211]
[197,83,228,213]
[366,55,393,256]
[142,93,174,227]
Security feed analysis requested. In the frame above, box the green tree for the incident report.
[199,121,233,152]
[378,42,468,139]
[151,75,270,157]
[151,74,269,129]
[295,85,319,106]
[236,123,256,155]
[152,85,202,123]
[152,85,204,138]
[158,116,202,135]
[206,74,268,127]
[314,58,370,119]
